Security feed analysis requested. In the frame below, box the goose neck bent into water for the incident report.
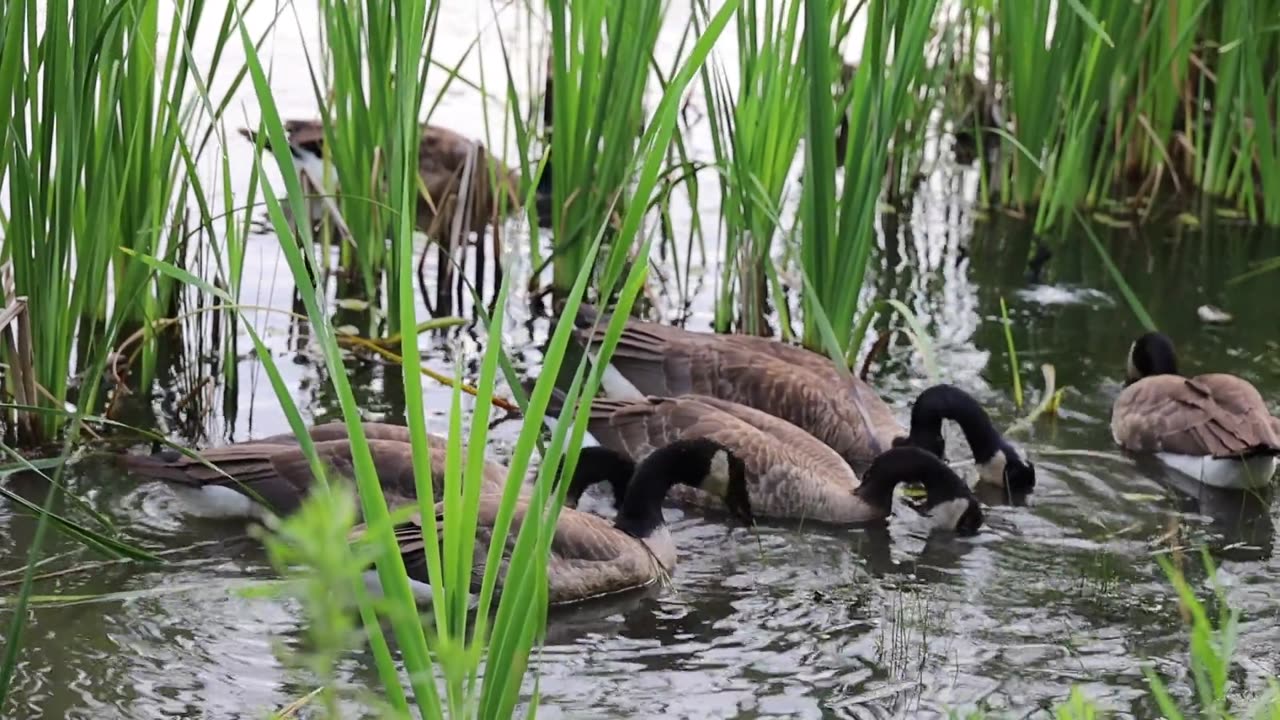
[898,384,1036,493]
[613,438,749,539]
[857,446,984,535]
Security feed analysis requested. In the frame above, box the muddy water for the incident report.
[4,4,1280,719]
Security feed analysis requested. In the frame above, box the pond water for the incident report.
[3,4,1280,719]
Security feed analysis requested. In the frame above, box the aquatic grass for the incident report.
[227,1,740,716]
[799,0,939,355]
[539,0,665,293]
[1141,550,1280,719]
[699,0,807,335]
[976,0,1280,228]
[300,0,443,329]
[0,0,254,443]
[998,297,1023,409]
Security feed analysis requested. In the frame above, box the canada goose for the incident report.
[245,421,441,447]
[118,438,506,520]
[119,424,627,520]
[239,120,524,239]
[249,421,626,510]
[356,438,753,605]
[548,392,983,534]
[1111,332,1280,489]
[893,384,1037,494]
[572,304,1035,491]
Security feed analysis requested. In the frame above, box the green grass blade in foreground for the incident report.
[478,4,740,716]
[235,16,438,714]
[999,297,1023,408]
[1075,211,1156,331]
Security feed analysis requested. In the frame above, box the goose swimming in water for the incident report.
[355,438,754,605]
[1111,332,1280,489]
[572,304,1035,492]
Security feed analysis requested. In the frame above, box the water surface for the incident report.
[2,4,1280,719]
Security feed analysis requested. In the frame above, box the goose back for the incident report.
[121,438,508,518]
[584,395,873,523]
[1112,373,1280,458]
[574,310,902,473]
[383,496,672,605]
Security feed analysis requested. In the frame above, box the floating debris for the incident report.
[1197,304,1233,324]
[1091,212,1132,229]
[335,297,371,312]
[1015,284,1114,307]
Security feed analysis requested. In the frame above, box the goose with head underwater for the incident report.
[353,438,754,606]
[117,421,627,520]
[572,304,1035,493]
[1111,331,1280,489]
[545,391,984,535]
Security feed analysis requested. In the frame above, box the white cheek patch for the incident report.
[929,498,973,531]
[1126,341,1139,381]
[704,449,731,497]
[976,451,1008,487]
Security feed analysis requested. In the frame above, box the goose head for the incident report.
[1126,331,1179,384]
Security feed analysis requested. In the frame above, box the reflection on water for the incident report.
[5,201,1280,718]
[4,7,1280,720]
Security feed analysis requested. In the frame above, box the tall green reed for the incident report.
[217,0,741,715]
[0,0,250,443]
[979,0,1280,229]
[301,0,444,330]
[699,0,807,337]
[540,0,664,293]
[800,0,938,355]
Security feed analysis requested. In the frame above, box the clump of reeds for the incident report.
[218,0,743,715]
[977,0,1280,229]
[0,0,250,444]
[537,0,664,293]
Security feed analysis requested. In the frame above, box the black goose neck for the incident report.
[565,446,634,508]
[1130,332,1179,380]
[857,447,968,509]
[908,384,1002,462]
[613,443,709,539]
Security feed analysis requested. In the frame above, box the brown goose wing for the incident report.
[587,395,860,520]
[246,422,447,448]
[711,333,903,447]
[419,125,476,176]
[123,440,503,516]
[384,497,656,604]
[242,424,506,484]
[1112,374,1280,458]
[575,314,899,470]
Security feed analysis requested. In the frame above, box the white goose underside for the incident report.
[1155,452,1277,490]
[166,484,268,520]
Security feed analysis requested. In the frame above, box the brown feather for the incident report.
[369,495,672,605]
[574,309,902,473]
[240,120,522,237]
[583,395,881,523]
[1112,374,1280,458]
[121,437,509,518]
